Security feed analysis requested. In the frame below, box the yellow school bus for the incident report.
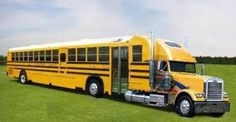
[7,35,230,117]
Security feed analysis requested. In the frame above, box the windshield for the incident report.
[169,61,196,73]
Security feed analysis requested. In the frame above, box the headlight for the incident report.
[223,92,228,98]
[196,93,204,98]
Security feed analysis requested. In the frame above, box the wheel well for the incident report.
[174,92,193,106]
[86,76,104,90]
[19,69,26,77]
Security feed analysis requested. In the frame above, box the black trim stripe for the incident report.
[130,69,149,73]
[130,62,149,65]
[8,64,58,68]
[14,68,108,76]
[8,64,109,71]
[67,71,109,77]
[14,68,58,73]
[130,75,149,79]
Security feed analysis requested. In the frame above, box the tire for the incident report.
[176,95,195,117]
[19,71,28,84]
[87,79,103,97]
[211,113,225,117]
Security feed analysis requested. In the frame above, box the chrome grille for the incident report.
[206,80,223,101]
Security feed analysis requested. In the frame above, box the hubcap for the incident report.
[21,74,26,83]
[180,100,190,114]
[89,83,98,95]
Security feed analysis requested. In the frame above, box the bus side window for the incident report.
[53,50,58,62]
[29,51,33,61]
[60,53,66,62]
[20,52,23,61]
[16,52,19,61]
[99,47,109,62]
[87,47,97,62]
[46,50,51,61]
[34,51,39,61]
[40,51,45,61]
[77,48,86,61]
[68,48,76,62]
[24,52,28,61]
[12,52,15,61]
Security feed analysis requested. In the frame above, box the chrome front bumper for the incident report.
[194,101,230,113]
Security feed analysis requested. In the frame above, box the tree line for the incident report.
[0,55,7,65]
[0,55,236,65]
[195,56,236,64]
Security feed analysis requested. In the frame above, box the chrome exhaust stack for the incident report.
[125,91,166,107]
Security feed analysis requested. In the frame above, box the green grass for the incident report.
[0,64,235,122]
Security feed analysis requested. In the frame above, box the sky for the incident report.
[0,0,236,56]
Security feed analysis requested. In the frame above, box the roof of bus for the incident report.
[9,36,134,51]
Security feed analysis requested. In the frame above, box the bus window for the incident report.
[99,47,109,62]
[52,50,58,62]
[77,48,86,61]
[60,53,66,62]
[20,52,23,61]
[87,47,97,61]
[34,51,39,61]
[132,45,142,62]
[24,52,28,61]
[40,51,45,61]
[16,52,19,61]
[46,50,51,61]
[12,52,15,61]
[29,51,33,61]
[68,48,76,62]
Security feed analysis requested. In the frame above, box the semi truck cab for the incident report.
[125,38,230,117]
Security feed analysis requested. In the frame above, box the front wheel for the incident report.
[19,71,29,84]
[176,95,195,117]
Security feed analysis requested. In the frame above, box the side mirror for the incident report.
[200,64,205,75]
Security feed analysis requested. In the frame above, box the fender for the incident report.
[174,89,197,103]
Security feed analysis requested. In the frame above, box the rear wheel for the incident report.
[176,95,195,117]
[19,71,28,84]
[87,79,103,97]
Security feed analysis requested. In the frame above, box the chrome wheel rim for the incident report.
[20,74,26,83]
[89,83,98,95]
[180,100,190,114]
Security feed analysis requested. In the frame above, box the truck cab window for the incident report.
[157,61,168,71]
[132,45,142,62]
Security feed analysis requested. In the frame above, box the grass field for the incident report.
[0,65,235,122]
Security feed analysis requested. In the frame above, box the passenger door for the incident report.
[112,46,128,94]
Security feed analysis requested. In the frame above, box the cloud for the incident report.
[0,0,236,56]
[0,0,137,55]
[135,0,236,56]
